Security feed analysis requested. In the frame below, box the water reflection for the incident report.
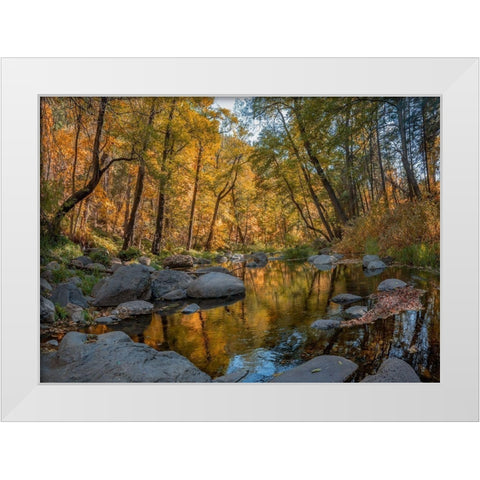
[82,261,440,382]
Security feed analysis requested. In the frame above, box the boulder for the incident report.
[344,305,368,319]
[112,300,153,317]
[362,254,380,268]
[138,256,151,266]
[377,278,407,291]
[51,282,89,308]
[246,261,258,268]
[94,315,120,325]
[65,302,85,323]
[150,270,193,300]
[360,358,421,383]
[331,293,363,305]
[163,254,194,269]
[46,261,61,271]
[71,256,92,267]
[196,266,231,275]
[309,254,336,265]
[91,278,107,297]
[182,303,200,314]
[215,255,228,264]
[111,262,124,273]
[253,252,268,266]
[161,289,188,301]
[187,272,245,298]
[40,331,211,382]
[46,339,59,347]
[213,369,249,383]
[40,296,55,323]
[92,264,151,307]
[86,263,107,272]
[311,318,342,330]
[193,257,211,265]
[230,253,244,263]
[40,278,53,296]
[366,259,387,270]
[270,355,358,383]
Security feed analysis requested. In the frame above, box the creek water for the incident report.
[82,259,440,382]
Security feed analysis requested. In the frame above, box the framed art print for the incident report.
[1,58,478,421]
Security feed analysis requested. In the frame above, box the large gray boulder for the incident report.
[40,331,211,383]
[270,355,358,383]
[362,254,380,267]
[361,358,421,383]
[111,300,154,317]
[71,255,93,268]
[40,296,55,323]
[377,278,407,291]
[187,272,245,298]
[51,282,88,308]
[331,293,362,305]
[150,270,193,300]
[163,254,194,269]
[92,264,151,307]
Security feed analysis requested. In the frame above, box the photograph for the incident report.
[39,95,440,383]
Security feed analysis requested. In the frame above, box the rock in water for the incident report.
[366,259,387,270]
[182,303,200,314]
[111,300,154,317]
[311,318,342,330]
[270,355,358,383]
[187,272,245,298]
[150,270,193,299]
[344,305,368,319]
[51,282,89,308]
[361,358,421,382]
[40,331,211,382]
[92,264,151,307]
[311,319,342,330]
[309,254,336,265]
[163,254,194,269]
[161,289,188,300]
[253,252,268,266]
[362,254,380,268]
[331,293,363,305]
[40,296,55,323]
[377,278,407,291]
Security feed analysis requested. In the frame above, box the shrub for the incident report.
[79,273,102,296]
[54,304,68,321]
[336,199,440,267]
[118,246,142,261]
[51,265,74,283]
[89,249,110,266]
[283,245,315,260]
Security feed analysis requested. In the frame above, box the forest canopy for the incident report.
[40,96,440,262]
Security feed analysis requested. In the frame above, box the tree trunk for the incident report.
[375,110,389,205]
[292,99,348,224]
[69,106,83,236]
[50,97,109,237]
[152,99,177,255]
[123,102,157,250]
[396,98,422,200]
[186,143,203,250]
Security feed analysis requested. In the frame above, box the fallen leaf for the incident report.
[311,368,322,373]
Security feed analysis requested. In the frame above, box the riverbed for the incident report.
[80,259,440,382]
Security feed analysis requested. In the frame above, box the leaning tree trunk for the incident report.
[50,97,109,237]
[292,99,349,224]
